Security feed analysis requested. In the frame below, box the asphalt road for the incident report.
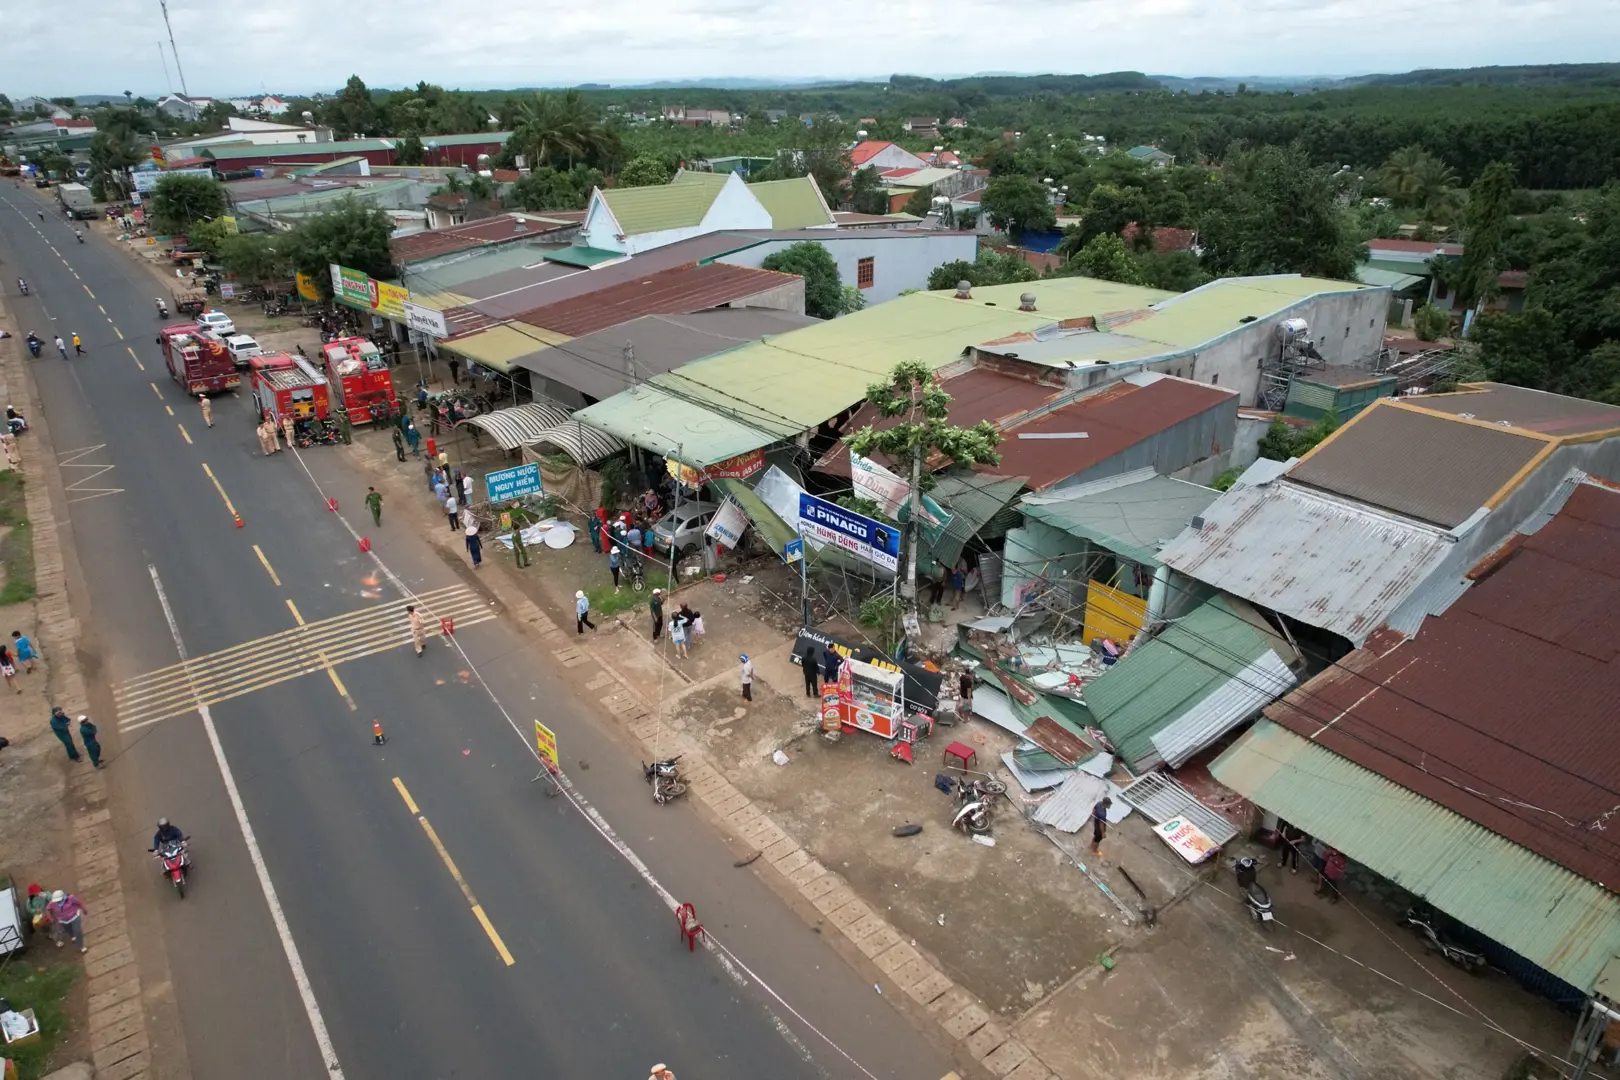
[0,189,955,1080]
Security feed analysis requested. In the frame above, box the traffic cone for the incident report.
[358,537,371,553]
[327,497,338,512]
[233,511,243,528]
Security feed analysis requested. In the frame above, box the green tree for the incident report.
[509,89,608,171]
[1454,161,1515,311]
[1065,233,1147,284]
[147,173,228,233]
[1412,303,1450,341]
[1063,182,1147,250]
[395,134,426,166]
[326,75,381,137]
[197,100,238,130]
[981,175,1056,236]
[188,217,235,257]
[849,167,890,215]
[618,154,673,188]
[903,186,935,217]
[761,241,855,319]
[1138,250,1210,292]
[505,166,592,211]
[1470,308,1576,393]
[925,250,1039,291]
[87,129,142,200]
[218,234,292,284]
[843,360,1003,606]
[1198,145,1364,281]
[283,198,394,292]
[1256,409,1340,461]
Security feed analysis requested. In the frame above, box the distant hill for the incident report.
[1340,63,1620,88]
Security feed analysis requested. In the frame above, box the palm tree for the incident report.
[512,90,606,171]
[88,130,142,199]
[1412,155,1460,219]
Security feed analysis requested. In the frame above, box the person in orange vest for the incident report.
[372,720,386,745]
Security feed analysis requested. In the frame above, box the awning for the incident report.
[456,404,572,450]
[525,421,626,466]
[710,477,795,555]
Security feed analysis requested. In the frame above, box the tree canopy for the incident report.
[761,241,859,319]
[147,174,228,234]
[980,175,1056,236]
[283,198,394,293]
[1197,145,1365,280]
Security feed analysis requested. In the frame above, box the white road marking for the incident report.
[148,564,346,1079]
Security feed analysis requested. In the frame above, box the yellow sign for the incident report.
[295,272,322,301]
[375,281,408,320]
[220,215,240,235]
[534,720,558,774]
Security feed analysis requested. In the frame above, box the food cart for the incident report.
[321,337,399,425]
[842,659,905,739]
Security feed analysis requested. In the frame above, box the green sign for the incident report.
[329,264,371,307]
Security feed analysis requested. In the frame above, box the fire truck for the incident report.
[248,352,331,426]
[158,324,240,396]
[321,337,399,425]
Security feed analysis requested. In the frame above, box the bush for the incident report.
[1413,304,1450,341]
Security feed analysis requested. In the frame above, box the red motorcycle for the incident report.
[152,839,191,899]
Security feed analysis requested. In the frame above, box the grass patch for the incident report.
[0,470,35,605]
[583,582,654,618]
[0,956,79,1078]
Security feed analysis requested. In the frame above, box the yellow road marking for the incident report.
[115,327,124,340]
[128,346,145,371]
[111,587,493,731]
[150,382,163,400]
[177,423,191,444]
[253,545,281,586]
[83,285,93,299]
[200,462,240,522]
[393,779,514,967]
[98,304,106,315]
[286,600,357,710]
[165,405,174,416]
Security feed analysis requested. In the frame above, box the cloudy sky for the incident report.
[6,0,1618,99]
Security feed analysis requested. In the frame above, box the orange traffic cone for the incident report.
[233,511,244,528]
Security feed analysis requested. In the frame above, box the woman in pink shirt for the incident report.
[46,890,87,952]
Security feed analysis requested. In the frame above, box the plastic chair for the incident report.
[676,902,705,951]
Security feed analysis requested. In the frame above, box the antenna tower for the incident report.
[159,0,190,97]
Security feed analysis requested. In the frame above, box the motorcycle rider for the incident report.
[16,278,26,296]
[152,817,184,852]
[155,297,168,318]
[74,230,83,244]
[25,332,40,357]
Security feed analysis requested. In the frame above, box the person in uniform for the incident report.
[199,395,213,428]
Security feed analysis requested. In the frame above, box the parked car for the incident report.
[648,501,719,559]
[224,334,263,369]
[195,310,236,337]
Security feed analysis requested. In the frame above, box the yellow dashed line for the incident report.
[114,327,123,340]
[150,383,163,400]
[177,424,191,444]
[128,346,145,371]
[82,285,94,299]
[392,778,515,967]
[252,545,281,587]
[286,600,356,710]
[165,405,174,416]
[98,304,106,315]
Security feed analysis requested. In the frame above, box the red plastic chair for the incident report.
[676,902,705,951]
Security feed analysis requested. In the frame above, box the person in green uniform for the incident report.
[391,426,406,461]
[336,406,353,445]
[365,486,383,526]
[510,522,530,568]
[77,715,102,768]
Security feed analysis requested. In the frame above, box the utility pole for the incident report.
[159,0,189,98]
[623,342,636,390]
[156,42,174,95]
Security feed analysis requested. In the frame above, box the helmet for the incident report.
[156,817,169,827]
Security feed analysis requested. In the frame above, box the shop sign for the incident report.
[486,463,543,502]
[403,300,449,338]
[789,627,940,716]
[849,451,908,517]
[328,263,408,319]
[705,496,748,547]
[534,721,558,774]
[798,493,899,571]
[1154,817,1220,864]
[220,283,235,299]
[665,448,765,488]
[295,271,322,301]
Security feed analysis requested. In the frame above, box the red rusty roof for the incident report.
[389,212,578,265]
[1267,480,1620,889]
[1368,238,1464,256]
[511,262,802,338]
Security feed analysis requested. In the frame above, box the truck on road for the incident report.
[56,183,99,220]
[159,324,241,396]
[321,337,399,425]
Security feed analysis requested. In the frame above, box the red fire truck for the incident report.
[248,352,331,425]
[159,324,240,396]
[321,337,399,425]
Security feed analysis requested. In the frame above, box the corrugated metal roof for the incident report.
[1031,771,1114,833]
[1020,469,1220,568]
[1150,649,1296,768]
[456,403,572,450]
[420,131,512,147]
[512,262,801,338]
[746,177,834,229]
[1121,275,1370,350]
[1083,596,1287,769]
[523,420,625,465]
[390,213,578,266]
[602,171,728,236]
[1289,401,1551,528]
[573,383,780,467]
[1266,480,1620,890]
[1156,477,1456,646]
[1353,265,1425,291]
[1409,382,1620,438]
[924,472,1028,568]
[710,477,796,554]
[1212,720,1620,992]
[203,139,394,161]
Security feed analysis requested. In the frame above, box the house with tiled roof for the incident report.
[1362,238,1529,313]
[850,140,929,172]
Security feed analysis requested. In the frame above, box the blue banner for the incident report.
[798,493,899,571]
[485,463,543,502]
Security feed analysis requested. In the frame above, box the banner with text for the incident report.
[329,263,408,319]
[705,496,749,548]
[666,448,765,488]
[797,493,899,572]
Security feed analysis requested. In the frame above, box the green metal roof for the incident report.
[202,139,394,161]
[421,131,512,147]
[1365,257,1431,277]
[1122,276,1369,350]
[1019,472,1219,568]
[602,172,728,236]
[710,477,796,555]
[1353,265,1425,291]
[544,245,625,268]
[1083,596,1277,767]
[573,382,779,466]
[747,177,834,229]
[922,472,1028,568]
[1126,145,1166,158]
[1212,720,1620,993]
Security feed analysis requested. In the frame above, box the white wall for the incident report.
[581,173,773,255]
[859,144,929,172]
[719,233,978,306]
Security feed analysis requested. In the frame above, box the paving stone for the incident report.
[771,849,811,876]
[744,824,787,852]
[892,956,933,990]
[964,1022,1008,1061]
[92,1031,149,1072]
[826,898,870,930]
[75,808,111,828]
[762,836,800,864]
[90,1011,145,1052]
[727,803,763,829]
[854,924,902,959]
[85,945,135,979]
[739,811,777,838]
[800,867,842,906]
[708,791,749,818]
[844,913,886,942]
[983,1037,1031,1076]
[788,859,828,887]
[811,885,857,916]
[78,864,120,890]
[96,1047,151,1080]
[874,941,921,975]
[87,974,140,1013]
[86,933,131,960]
[630,722,660,741]
[89,995,143,1035]
[1003,1058,1054,1080]
[906,969,956,1006]
[942,1002,991,1041]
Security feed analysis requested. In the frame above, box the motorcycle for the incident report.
[26,335,42,359]
[627,551,646,592]
[7,408,28,435]
[151,838,192,899]
[1401,906,1485,972]
[951,799,992,835]
[642,757,687,804]
[75,231,83,244]
[954,776,1006,806]
[16,279,27,297]
[1235,857,1274,929]
[156,300,169,319]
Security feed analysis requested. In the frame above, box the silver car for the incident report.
[649,501,719,558]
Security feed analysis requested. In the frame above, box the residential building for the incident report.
[226,96,291,116]
[1125,145,1174,167]
[390,212,583,273]
[850,140,929,173]
[11,97,71,120]
[698,156,776,176]
[717,229,976,306]
[156,94,215,121]
[1119,223,1197,254]
[573,171,839,257]
[904,117,941,139]
[946,117,968,129]
[1210,473,1620,999]
[164,122,335,161]
[6,117,96,143]
[201,138,397,171]
[1363,238,1528,313]
[416,131,513,168]
[878,166,985,213]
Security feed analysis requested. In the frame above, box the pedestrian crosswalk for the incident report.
[115,585,496,732]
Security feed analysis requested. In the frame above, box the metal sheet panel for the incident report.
[1116,772,1239,846]
[455,403,572,451]
[1150,649,1296,768]
[1213,721,1620,992]
[1031,772,1113,832]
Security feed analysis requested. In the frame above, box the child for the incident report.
[11,630,35,673]
[0,644,17,693]
[669,617,689,660]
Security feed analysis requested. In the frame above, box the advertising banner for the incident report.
[402,300,449,338]
[133,167,215,193]
[797,493,899,571]
[1155,817,1220,864]
[705,496,748,548]
[665,448,765,488]
[485,463,543,502]
[329,263,408,319]
[295,271,322,301]
[849,451,908,517]
[534,721,558,774]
